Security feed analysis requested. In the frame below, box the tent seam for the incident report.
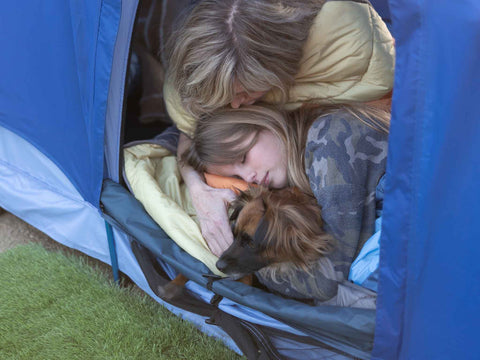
[0,158,99,212]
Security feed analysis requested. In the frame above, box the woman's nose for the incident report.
[230,95,244,109]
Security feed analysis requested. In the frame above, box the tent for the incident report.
[1,0,479,359]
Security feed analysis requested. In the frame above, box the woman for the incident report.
[182,104,388,302]
[165,0,395,255]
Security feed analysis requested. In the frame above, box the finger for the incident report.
[210,234,230,257]
[202,226,224,257]
[218,188,237,203]
[203,224,233,257]
[208,236,224,257]
[216,224,234,255]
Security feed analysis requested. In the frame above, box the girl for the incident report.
[182,104,388,302]
[165,0,395,255]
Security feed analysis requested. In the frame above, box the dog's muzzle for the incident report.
[216,216,270,275]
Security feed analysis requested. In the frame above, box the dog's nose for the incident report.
[216,259,228,272]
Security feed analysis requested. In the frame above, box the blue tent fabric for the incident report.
[2,0,480,358]
[373,1,480,359]
[0,0,120,205]
[101,179,376,359]
[369,0,391,25]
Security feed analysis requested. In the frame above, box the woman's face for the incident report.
[206,130,288,189]
[230,81,268,109]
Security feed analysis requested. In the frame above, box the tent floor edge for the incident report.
[130,240,279,359]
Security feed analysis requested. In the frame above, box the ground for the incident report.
[0,208,118,280]
[0,208,56,253]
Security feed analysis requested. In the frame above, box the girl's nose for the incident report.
[244,171,256,183]
[237,167,256,183]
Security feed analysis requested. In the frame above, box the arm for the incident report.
[178,134,236,256]
[305,112,388,277]
[164,77,236,256]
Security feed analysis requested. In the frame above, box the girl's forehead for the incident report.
[224,130,257,150]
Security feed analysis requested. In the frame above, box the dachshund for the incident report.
[157,185,333,301]
[216,186,334,280]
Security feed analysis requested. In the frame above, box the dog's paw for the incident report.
[156,281,185,301]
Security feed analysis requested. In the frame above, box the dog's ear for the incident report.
[229,186,269,225]
[229,188,250,221]
[229,203,242,222]
[263,188,334,269]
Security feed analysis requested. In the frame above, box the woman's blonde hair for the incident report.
[182,104,390,195]
[166,0,323,119]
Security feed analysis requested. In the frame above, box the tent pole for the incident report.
[105,221,120,283]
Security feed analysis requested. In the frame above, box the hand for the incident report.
[177,133,236,256]
[190,183,236,256]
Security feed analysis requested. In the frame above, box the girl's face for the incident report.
[206,130,288,189]
[230,81,268,109]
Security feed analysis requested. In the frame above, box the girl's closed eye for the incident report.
[240,153,247,164]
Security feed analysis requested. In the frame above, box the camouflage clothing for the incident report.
[256,110,388,303]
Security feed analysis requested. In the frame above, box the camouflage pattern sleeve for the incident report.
[256,257,342,302]
[255,110,388,303]
[304,110,388,278]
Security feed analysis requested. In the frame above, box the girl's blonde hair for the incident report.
[166,0,323,119]
[182,104,390,195]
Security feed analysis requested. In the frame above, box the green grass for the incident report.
[0,244,242,360]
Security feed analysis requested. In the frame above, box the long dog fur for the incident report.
[216,186,334,280]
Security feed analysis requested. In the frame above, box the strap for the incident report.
[202,273,224,291]
[131,240,214,316]
[209,310,282,360]
[101,180,288,359]
[131,240,285,359]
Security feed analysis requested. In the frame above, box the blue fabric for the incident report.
[101,179,375,359]
[349,174,386,291]
[374,1,480,359]
[369,0,391,25]
[0,0,121,205]
[349,217,381,291]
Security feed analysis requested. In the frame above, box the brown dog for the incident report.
[158,186,332,299]
[216,186,334,279]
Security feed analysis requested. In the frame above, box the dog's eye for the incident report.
[229,206,242,222]
[239,233,255,248]
[230,221,237,235]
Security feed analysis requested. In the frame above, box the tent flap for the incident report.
[374,1,480,358]
[0,0,121,205]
